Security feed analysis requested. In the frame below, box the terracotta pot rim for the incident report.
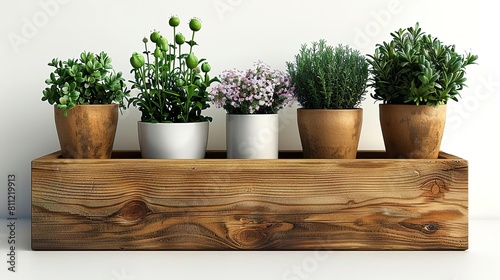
[379,104,446,107]
[55,104,119,108]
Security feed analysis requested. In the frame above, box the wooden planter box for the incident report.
[31,151,468,250]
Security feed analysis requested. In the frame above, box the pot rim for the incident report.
[138,121,209,126]
[378,103,447,107]
[297,107,362,111]
[226,113,279,117]
[54,103,119,108]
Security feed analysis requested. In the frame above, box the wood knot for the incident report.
[422,223,439,234]
[226,217,293,249]
[233,228,267,247]
[420,179,449,199]
[400,222,440,234]
[117,200,151,222]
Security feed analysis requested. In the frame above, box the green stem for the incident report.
[155,56,163,121]
[154,57,160,89]
[184,86,190,123]
[172,26,176,72]
[179,44,183,74]
[189,31,195,54]
[139,66,153,120]
[144,41,150,66]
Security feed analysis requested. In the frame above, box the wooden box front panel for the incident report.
[31,151,468,250]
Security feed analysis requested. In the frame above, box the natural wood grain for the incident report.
[31,151,468,250]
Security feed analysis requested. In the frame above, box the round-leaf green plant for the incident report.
[128,16,218,123]
[42,51,129,116]
[287,40,369,109]
[367,22,478,106]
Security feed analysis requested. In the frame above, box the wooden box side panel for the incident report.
[32,157,468,250]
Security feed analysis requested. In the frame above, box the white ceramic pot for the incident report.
[226,114,279,159]
[138,121,209,159]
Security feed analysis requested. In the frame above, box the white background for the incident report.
[0,0,499,279]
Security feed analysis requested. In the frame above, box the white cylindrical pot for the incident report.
[226,114,279,159]
[138,121,209,159]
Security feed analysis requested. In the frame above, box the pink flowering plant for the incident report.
[210,62,295,114]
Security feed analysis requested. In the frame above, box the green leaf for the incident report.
[186,40,198,47]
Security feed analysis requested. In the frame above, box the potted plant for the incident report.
[42,51,129,159]
[128,16,218,159]
[210,61,295,159]
[368,23,478,159]
[287,40,368,159]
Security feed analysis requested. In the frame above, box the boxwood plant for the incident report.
[367,23,478,106]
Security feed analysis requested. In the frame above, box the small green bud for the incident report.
[130,52,145,69]
[142,37,148,44]
[176,79,184,87]
[186,53,199,69]
[154,47,163,58]
[175,33,186,45]
[157,37,169,52]
[169,16,180,27]
[150,31,160,43]
[189,18,202,32]
[201,62,211,73]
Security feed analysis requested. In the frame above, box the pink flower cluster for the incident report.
[210,61,295,114]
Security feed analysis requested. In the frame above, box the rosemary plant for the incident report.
[287,40,368,109]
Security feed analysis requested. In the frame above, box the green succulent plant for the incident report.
[287,40,369,109]
[367,22,478,106]
[42,51,129,116]
[128,16,218,123]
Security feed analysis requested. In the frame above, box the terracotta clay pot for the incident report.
[297,108,362,159]
[379,104,446,159]
[54,104,118,159]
